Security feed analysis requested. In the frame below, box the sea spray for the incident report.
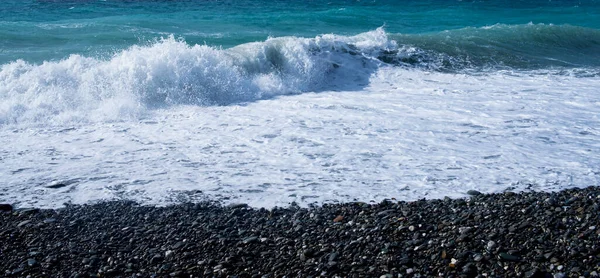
[3,26,600,126]
[0,29,397,125]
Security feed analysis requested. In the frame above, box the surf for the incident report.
[0,29,394,125]
[1,26,599,126]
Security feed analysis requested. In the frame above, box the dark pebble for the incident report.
[43,218,56,223]
[150,255,163,264]
[328,252,338,262]
[27,258,37,267]
[172,241,185,249]
[498,252,521,262]
[17,208,39,215]
[227,203,248,209]
[466,190,482,196]
[462,262,478,275]
[242,236,258,244]
[0,204,12,212]
[0,187,599,277]
[524,268,553,278]
[17,220,32,227]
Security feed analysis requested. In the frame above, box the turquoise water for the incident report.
[2,1,600,208]
[2,0,600,68]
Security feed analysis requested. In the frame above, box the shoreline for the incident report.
[2,187,599,277]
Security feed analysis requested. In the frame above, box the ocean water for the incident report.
[1,0,599,208]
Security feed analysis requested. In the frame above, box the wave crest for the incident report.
[1,25,599,125]
[0,28,393,125]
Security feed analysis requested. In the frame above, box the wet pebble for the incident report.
[498,252,521,262]
[0,204,12,212]
[467,190,482,196]
[0,187,598,277]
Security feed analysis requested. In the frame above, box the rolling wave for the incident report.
[1,25,599,125]
[0,28,392,125]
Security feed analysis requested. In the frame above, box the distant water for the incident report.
[1,0,599,208]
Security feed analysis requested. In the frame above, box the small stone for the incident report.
[89,256,100,266]
[302,249,315,259]
[160,263,171,271]
[299,253,307,261]
[227,203,248,209]
[458,227,472,234]
[462,263,477,275]
[554,273,565,278]
[243,236,258,244]
[18,208,39,215]
[150,255,163,264]
[408,225,415,232]
[0,204,12,212]
[333,215,344,222]
[467,190,482,196]
[172,242,185,249]
[27,258,37,267]
[17,220,32,227]
[486,240,496,251]
[377,209,395,216]
[457,234,470,242]
[498,252,521,262]
[524,268,539,278]
[328,252,338,262]
[473,254,484,262]
[449,258,458,268]
[45,256,58,264]
[398,256,411,266]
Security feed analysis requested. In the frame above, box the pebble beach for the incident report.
[2,187,599,277]
[3,2,600,277]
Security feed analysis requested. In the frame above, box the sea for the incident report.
[1,0,599,209]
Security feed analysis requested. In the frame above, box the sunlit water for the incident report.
[1,1,599,208]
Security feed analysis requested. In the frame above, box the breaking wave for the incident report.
[1,25,599,125]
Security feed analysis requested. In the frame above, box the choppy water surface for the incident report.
[1,1,599,208]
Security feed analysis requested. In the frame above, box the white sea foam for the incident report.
[1,65,599,208]
[1,29,599,208]
[0,28,394,126]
